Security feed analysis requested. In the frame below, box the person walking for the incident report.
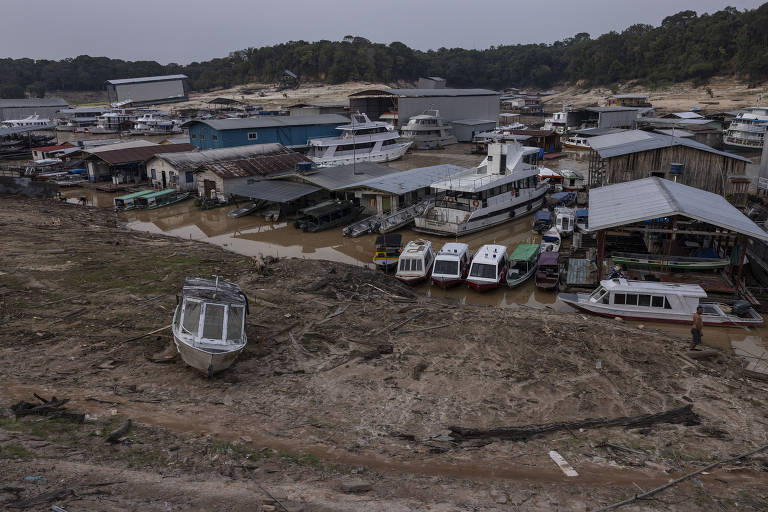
[689,306,703,350]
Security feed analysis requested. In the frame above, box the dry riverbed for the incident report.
[1,196,768,511]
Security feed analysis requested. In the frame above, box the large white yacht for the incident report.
[413,142,550,236]
[130,112,182,135]
[1,114,52,128]
[400,110,458,149]
[723,106,768,150]
[306,113,411,167]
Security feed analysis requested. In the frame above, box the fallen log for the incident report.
[7,487,71,509]
[106,419,132,444]
[11,396,70,417]
[449,405,700,442]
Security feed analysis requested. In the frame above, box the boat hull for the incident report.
[173,335,245,375]
[312,142,411,168]
[611,254,730,271]
[374,258,399,270]
[431,276,463,288]
[507,267,536,288]
[395,274,428,286]
[467,279,501,291]
[558,295,763,326]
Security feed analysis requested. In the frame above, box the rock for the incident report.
[376,343,394,355]
[614,316,623,322]
[340,479,372,493]
[240,435,252,443]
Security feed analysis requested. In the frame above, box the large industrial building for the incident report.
[0,98,69,121]
[348,88,500,128]
[105,75,189,106]
[183,115,350,150]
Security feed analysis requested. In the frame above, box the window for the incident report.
[652,296,664,308]
[415,259,423,271]
[434,260,459,276]
[614,293,626,305]
[190,133,196,138]
[248,132,258,140]
[664,298,672,309]
[212,134,218,141]
[226,306,244,341]
[202,304,225,340]
[181,300,201,335]
[185,171,194,183]
[625,294,638,306]
[150,169,156,179]
[470,263,496,279]
[638,294,651,307]
[199,134,206,140]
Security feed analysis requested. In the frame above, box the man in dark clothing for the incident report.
[689,306,703,350]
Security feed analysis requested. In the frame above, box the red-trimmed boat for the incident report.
[466,244,508,291]
[431,242,471,288]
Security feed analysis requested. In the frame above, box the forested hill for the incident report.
[1,4,767,98]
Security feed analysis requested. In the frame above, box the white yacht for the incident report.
[400,110,457,149]
[92,110,136,134]
[130,112,182,135]
[413,142,550,236]
[723,107,768,150]
[543,108,570,134]
[55,108,106,132]
[554,206,575,237]
[559,278,763,327]
[306,113,411,167]
[563,135,591,150]
[1,114,52,128]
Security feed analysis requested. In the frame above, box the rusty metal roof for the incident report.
[202,152,307,178]
[89,143,197,165]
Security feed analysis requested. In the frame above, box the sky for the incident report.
[0,0,762,64]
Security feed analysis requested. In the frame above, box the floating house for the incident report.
[84,141,196,183]
[183,115,350,150]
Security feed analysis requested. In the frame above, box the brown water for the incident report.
[58,146,765,353]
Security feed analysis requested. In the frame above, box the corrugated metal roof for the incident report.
[184,114,350,131]
[668,112,704,119]
[91,143,197,165]
[202,152,307,178]
[572,127,627,136]
[350,88,499,98]
[588,177,768,241]
[611,94,648,99]
[84,140,157,154]
[295,162,396,191]
[343,164,466,194]
[0,98,68,108]
[153,143,301,172]
[654,128,695,137]
[587,106,639,112]
[106,74,188,85]
[228,180,319,203]
[450,119,497,125]
[640,117,718,126]
[588,130,751,163]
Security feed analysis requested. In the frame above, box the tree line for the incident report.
[1,4,767,99]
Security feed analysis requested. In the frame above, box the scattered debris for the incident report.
[549,450,579,477]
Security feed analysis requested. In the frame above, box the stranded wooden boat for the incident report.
[611,252,730,271]
[133,189,191,210]
[113,189,155,211]
[467,244,508,291]
[172,277,249,376]
[559,278,763,326]
[536,251,560,290]
[506,243,540,288]
[431,242,471,288]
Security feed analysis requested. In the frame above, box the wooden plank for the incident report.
[549,450,579,477]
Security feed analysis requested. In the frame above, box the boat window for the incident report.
[614,293,626,305]
[652,296,665,308]
[589,287,606,301]
[470,263,496,279]
[202,304,225,340]
[664,297,672,309]
[625,294,638,306]
[638,294,651,307]
[415,259,423,271]
[434,260,459,276]
[542,235,558,243]
[181,300,201,335]
[399,259,411,272]
[226,306,244,341]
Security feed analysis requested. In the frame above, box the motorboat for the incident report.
[306,113,412,167]
[113,189,155,211]
[228,201,267,218]
[563,135,591,150]
[400,110,458,149]
[413,142,550,236]
[373,234,403,271]
[1,114,52,128]
[92,110,136,134]
[533,210,552,233]
[395,240,435,285]
[559,278,763,326]
[535,251,560,290]
[560,169,585,192]
[610,252,730,271]
[172,277,249,376]
[549,191,576,207]
[723,107,768,150]
[55,108,106,132]
[294,200,363,232]
[554,206,575,237]
[575,209,589,233]
[131,112,182,135]
[431,242,471,288]
[540,227,561,253]
[506,243,540,288]
[543,107,570,134]
[467,244,508,291]
[133,189,191,209]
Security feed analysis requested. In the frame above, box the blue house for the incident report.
[184,114,350,150]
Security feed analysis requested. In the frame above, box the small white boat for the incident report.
[467,244,508,291]
[400,110,458,149]
[541,227,561,253]
[506,243,540,288]
[172,277,249,376]
[554,206,574,237]
[575,209,588,233]
[562,135,590,150]
[1,114,52,128]
[395,240,435,285]
[431,242,471,289]
[559,278,763,327]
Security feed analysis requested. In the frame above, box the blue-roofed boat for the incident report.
[549,191,576,207]
[533,210,552,233]
[575,208,588,233]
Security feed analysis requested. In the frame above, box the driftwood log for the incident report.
[449,405,700,442]
[106,419,132,444]
[11,395,70,417]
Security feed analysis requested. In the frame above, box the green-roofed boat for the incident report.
[114,189,155,211]
[506,243,540,288]
[133,189,192,210]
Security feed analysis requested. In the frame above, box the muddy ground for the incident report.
[1,196,768,511]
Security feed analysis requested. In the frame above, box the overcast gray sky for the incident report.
[0,0,762,64]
